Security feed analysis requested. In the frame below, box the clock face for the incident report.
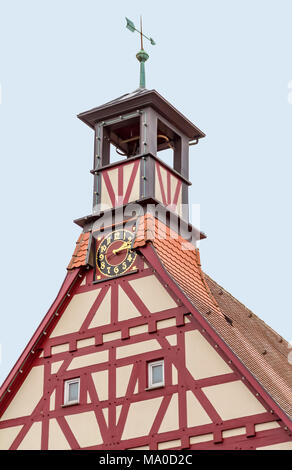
[96,229,137,279]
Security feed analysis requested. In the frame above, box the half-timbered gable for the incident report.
[1,84,291,450]
[1,220,292,450]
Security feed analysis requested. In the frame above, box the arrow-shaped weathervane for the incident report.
[125,16,156,88]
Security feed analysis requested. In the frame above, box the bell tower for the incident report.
[78,89,205,223]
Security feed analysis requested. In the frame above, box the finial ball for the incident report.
[136,50,149,63]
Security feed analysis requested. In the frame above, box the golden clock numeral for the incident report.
[101,245,106,253]
[107,267,111,274]
[122,262,127,270]
[99,254,104,261]
[100,262,105,269]
[107,237,111,246]
[127,254,133,262]
[114,232,120,240]
[114,266,119,274]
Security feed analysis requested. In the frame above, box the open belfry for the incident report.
[1,19,292,452]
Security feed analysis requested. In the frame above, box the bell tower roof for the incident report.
[78,88,205,141]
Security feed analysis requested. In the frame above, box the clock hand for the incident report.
[105,245,128,262]
[113,241,132,255]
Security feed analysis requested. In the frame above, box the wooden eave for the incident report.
[77,89,205,140]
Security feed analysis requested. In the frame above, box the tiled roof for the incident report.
[134,214,292,421]
[204,274,292,420]
[67,232,90,270]
[134,213,223,318]
[67,214,292,420]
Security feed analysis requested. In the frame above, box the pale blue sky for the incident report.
[1,0,292,384]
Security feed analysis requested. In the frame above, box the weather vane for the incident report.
[125,16,156,89]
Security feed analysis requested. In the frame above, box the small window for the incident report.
[148,360,164,389]
[64,378,80,406]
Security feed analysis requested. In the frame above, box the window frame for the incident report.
[63,378,80,406]
[148,359,165,389]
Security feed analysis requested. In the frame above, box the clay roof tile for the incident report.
[67,232,91,270]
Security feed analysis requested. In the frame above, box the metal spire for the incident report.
[125,16,156,89]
